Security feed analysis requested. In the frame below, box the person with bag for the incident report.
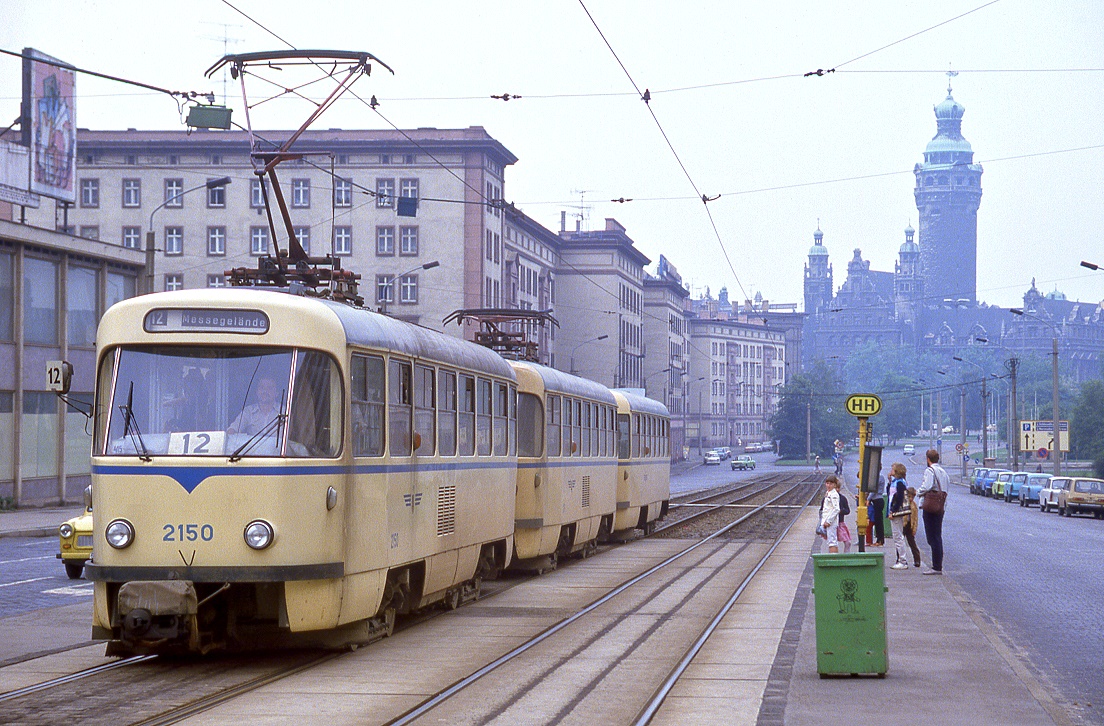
[819,475,841,553]
[917,449,948,574]
[888,477,910,569]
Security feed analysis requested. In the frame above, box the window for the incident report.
[379,154,391,165]
[546,394,561,457]
[125,155,137,166]
[493,382,508,456]
[250,178,266,208]
[400,178,419,201]
[207,180,226,208]
[24,257,58,345]
[376,226,395,255]
[250,226,270,255]
[376,178,395,208]
[400,226,418,256]
[458,374,476,456]
[518,392,544,458]
[334,178,351,207]
[80,178,99,208]
[377,274,395,302]
[0,252,11,341]
[79,226,99,240]
[403,154,416,164]
[163,226,183,256]
[21,392,58,478]
[414,365,435,456]
[122,226,142,250]
[399,274,418,304]
[286,350,342,458]
[294,226,311,256]
[207,226,226,256]
[333,226,351,256]
[437,369,457,456]
[105,272,135,310]
[206,274,226,288]
[122,178,141,207]
[389,359,413,457]
[477,378,492,456]
[164,178,183,207]
[291,178,310,208]
[352,354,385,457]
[67,266,97,347]
[164,273,183,291]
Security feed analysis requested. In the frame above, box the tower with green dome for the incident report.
[913,80,983,304]
[803,225,833,318]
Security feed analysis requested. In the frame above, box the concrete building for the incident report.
[501,204,562,367]
[642,255,690,457]
[0,218,144,506]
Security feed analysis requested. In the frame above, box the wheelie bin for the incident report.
[811,552,888,676]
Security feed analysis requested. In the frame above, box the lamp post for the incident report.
[975,335,1019,470]
[146,176,231,293]
[569,334,609,376]
[381,260,439,315]
[644,367,671,402]
[953,355,990,461]
[1010,308,1062,476]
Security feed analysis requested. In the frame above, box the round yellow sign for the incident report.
[845,394,882,417]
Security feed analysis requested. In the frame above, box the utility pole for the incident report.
[980,376,988,461]
[936,390,943,459]
[1009,357,1019,471]
[1052,337,1061,477]
[805,398,812,462]
[960,384,967,483]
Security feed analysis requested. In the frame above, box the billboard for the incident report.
[1020,420,1070,455]
[22,48,76,204]
[0,141,39,207]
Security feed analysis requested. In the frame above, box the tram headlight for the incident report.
[105,519,135,549]
[59,523,74,538]
[244,520,274,550]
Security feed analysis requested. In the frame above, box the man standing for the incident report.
[917,449,948,575]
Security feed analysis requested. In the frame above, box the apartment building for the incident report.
[642,255,690,457]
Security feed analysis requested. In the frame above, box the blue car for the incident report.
[1004,472,1029,502]
[970,468,990,495]
[982,469,1005,497]
[1018,473,1051,507]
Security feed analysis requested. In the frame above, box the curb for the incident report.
[0,526,56,539]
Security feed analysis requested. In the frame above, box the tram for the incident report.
[612,390,672,536]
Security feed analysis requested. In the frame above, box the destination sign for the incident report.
[845,393,882,417]
[144,308,269,334]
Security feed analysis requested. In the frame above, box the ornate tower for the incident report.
[803,226,833,317]
[894,224,923,325]
[914,80,983,304]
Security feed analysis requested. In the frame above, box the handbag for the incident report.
[815,524,827,537]
[921,468,947,514]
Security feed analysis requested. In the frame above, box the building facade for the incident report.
[642,255,690,457]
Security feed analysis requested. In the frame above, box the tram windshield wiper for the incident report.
[228,413,286,462]
[119,381,152,462]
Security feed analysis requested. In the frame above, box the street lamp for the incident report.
[644,367,671,400]
[976,335,1020,471]
[953,355,990,462]
[146,176,232,293]
[1010,308,1062,476]
[569,334,609,375]
[1080,260,1101,271]
[380,260,439,315]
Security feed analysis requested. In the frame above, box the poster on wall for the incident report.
[22,47,76,204]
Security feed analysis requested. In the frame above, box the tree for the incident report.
[1070,379,1104,475]
[770,362,853,459]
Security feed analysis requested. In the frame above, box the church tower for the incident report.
[894,224,923,325]
[914,79,983,304]
[803,226,833,317]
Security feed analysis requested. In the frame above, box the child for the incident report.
[888,480,909,569]
[904,486,923,568]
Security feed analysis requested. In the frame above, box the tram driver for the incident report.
[228,375,284,436]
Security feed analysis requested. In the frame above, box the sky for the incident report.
[3,0,1102,310]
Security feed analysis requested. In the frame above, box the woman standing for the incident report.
[821,475,841,554]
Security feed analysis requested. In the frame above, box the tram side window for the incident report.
[563,397,575,456]
[581,399,592,457]
[509,385,517,457]
[606,406,615,456]
[517,392,543,458]
[477,378,492,456]
[458,374,475,456]
[598,406,606,457]
[351,354,385,457]
[288,351,342,458]
[493,381,508,456]
[414,365,435,455]
[546,394,561,457]
[617,413,630,461]
[438,369,457,456]
[389,359,413,456]
[632,414,641,458]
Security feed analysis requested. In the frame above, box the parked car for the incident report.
[1038,477,1071,513]
[903,444,916,456]
[704,450,722,465]
[991,471,1014,499]
[970,467,990,496]
[731,455,756,471]
[1004,472,1029,502]
[57,505,93,580]
[1019,473,1051,507]
[981,469,1003,497]
[1058,477,1104,518]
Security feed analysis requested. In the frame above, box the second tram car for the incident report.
[612,391,671,536]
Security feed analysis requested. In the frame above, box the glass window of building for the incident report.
[23,256,58,345]
[375,275,393,304]
[400,226,418,256]
[333,226,351,256]
[67,266,98,347]
[250,226,269,255]
[294,226,311,255]
[165,273,183,291]
[207,274,226,288]
[250,178,266,208]
[291,178,310,208]
[0,251,11,341]
[164,178,183,207]
[376,178,395,208]
[122,178,141,207]
[400,178,419,200]
[334,178,351,207]
[79,226,99,240]
[207,226,226,256]
[400,275,418,304]
[80,178,99,208]
[20,392,58,479]
[207,180,226,208]
[0,391,12,480]
[164,226,183,256]
[376,226,394,256]
[106,272,135,311]
[122,226,142,250]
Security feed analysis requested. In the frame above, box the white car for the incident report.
[903,444,915,455]
[703,451,722,465]
[1038,476,1071,513]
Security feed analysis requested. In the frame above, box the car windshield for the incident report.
[98,345,342,458]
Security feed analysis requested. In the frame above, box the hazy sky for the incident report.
[3,1,1102,310]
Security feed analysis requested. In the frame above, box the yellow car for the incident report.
[57,493,94,579]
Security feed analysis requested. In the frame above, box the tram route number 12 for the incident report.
[163,524,214,542]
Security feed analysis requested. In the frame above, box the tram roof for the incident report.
[510,361,616,404]
[612,389,670,417]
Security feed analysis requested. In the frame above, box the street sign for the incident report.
[955,443,963,453]
[1038,447,1049,459]
[845,394,882,417]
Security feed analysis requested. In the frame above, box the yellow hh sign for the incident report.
[845,394,882,417]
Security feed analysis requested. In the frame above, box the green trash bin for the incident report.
[811,552,888,677]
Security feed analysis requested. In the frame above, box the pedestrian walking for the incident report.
[868,472,886,546]
[819,475,841,554]
[814,455,821,474]
[834,454,843,476]
[903,486,922,567]
[888,474,909,569]
[917,449,949,575]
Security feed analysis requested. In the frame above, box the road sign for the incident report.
[845,394,882,417]
[1038,447,1049,459]
[955,443,963,453]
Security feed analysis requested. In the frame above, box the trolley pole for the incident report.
[856,416,870,553]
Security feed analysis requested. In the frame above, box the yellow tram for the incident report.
[612,391,671,536]
[86,289,516,653]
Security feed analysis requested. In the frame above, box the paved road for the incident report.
[0,536,94,618]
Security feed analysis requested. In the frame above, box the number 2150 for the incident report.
[163,524,214,542]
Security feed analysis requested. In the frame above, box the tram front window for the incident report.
[100,346,341,458]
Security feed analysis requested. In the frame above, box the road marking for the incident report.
[43,584,94,596]
[0,576,52,588]
[0,554,56,565]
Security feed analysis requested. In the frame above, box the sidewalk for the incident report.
[0,505,85,538]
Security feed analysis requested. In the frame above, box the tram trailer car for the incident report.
[611,390,671,536]
[85,289,516,654]
[510,362,619,571]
